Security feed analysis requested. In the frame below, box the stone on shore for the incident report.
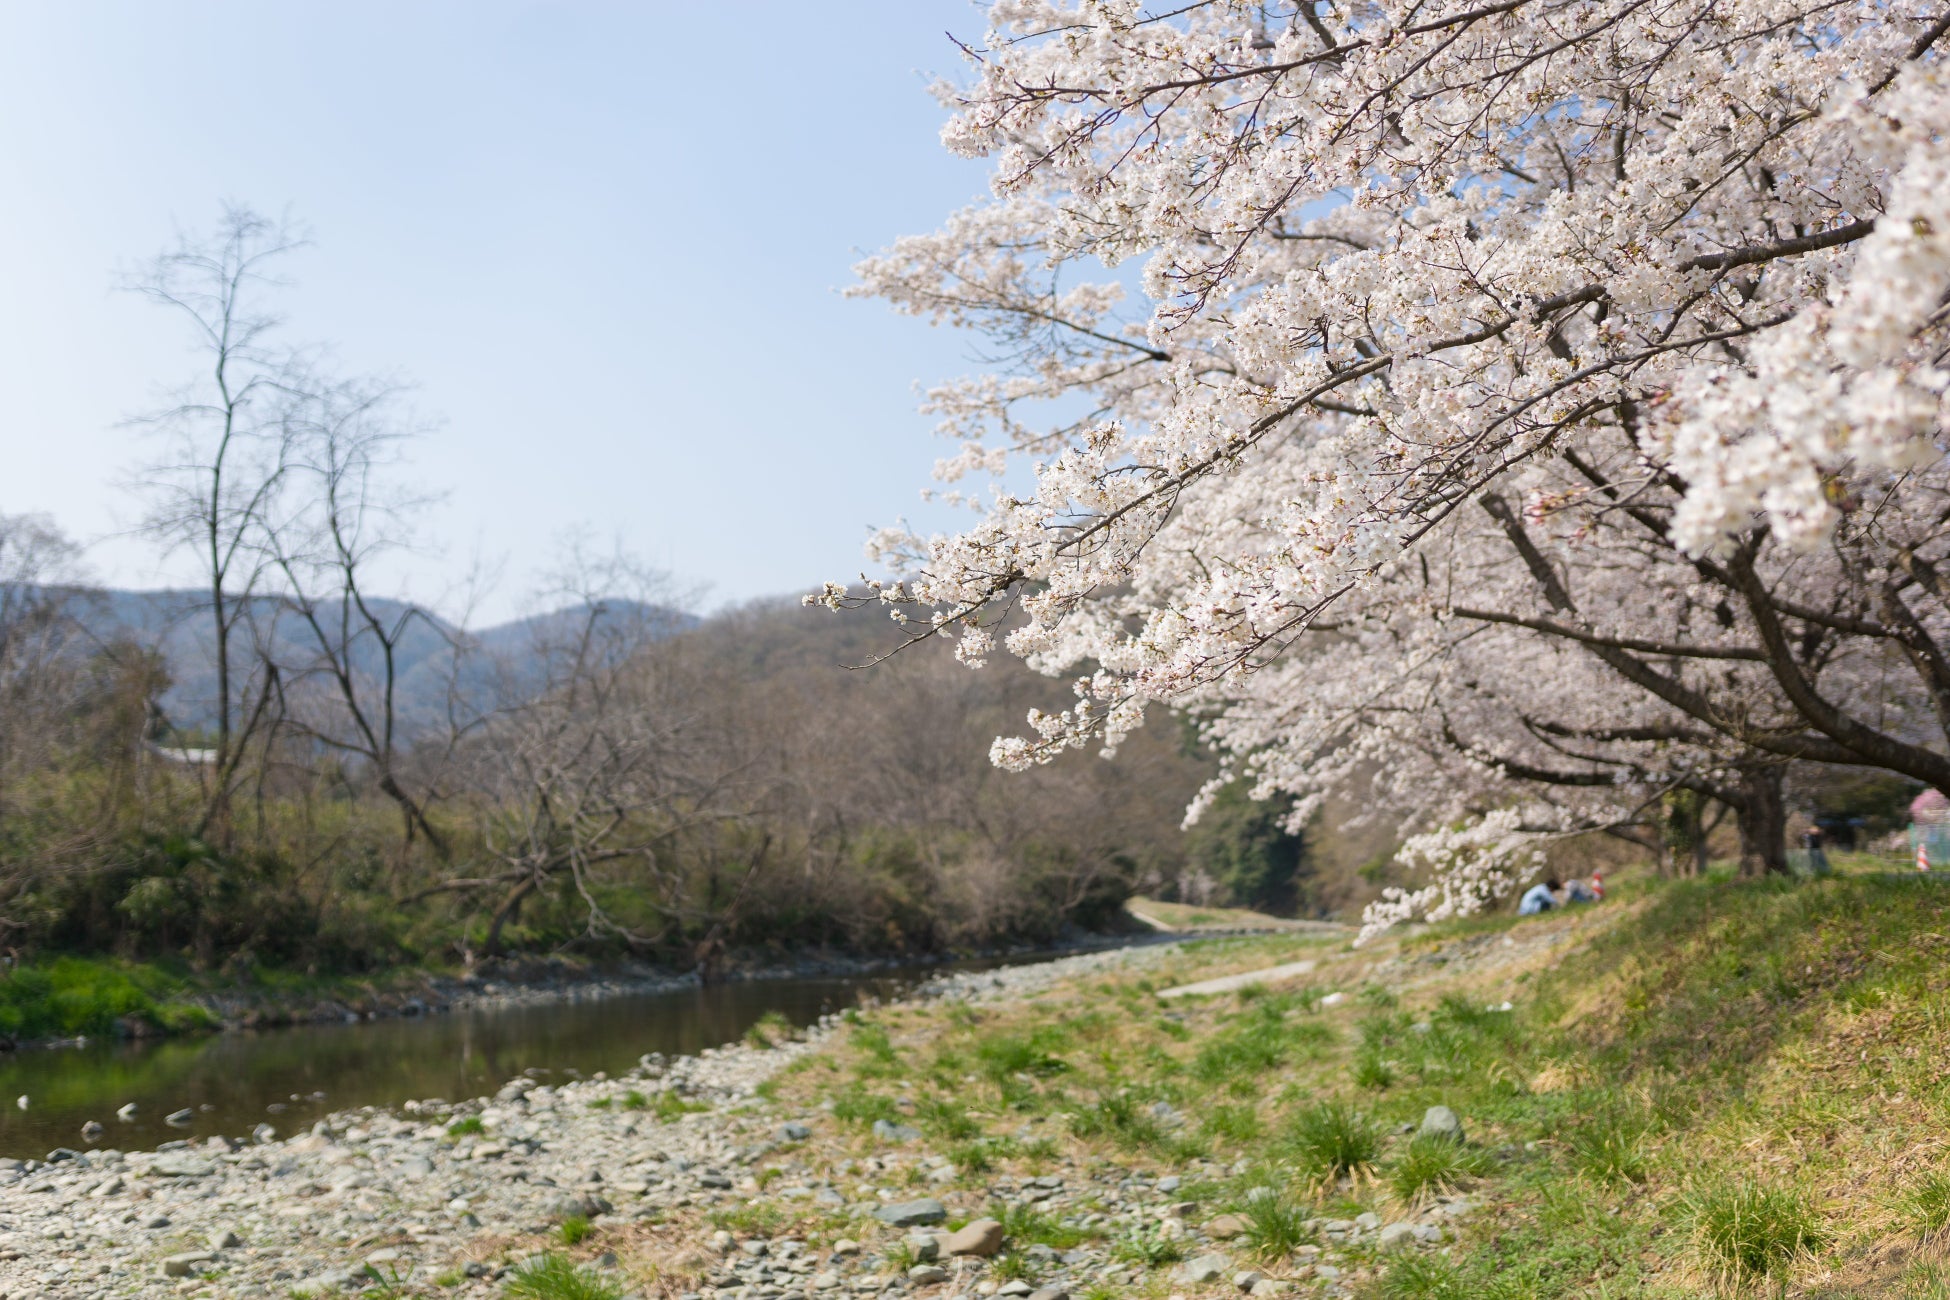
[1179,1253,1230,1284]
[945,1217,1006,1256]
[875,1197,948,1227]
[1419,1105,1464,1141]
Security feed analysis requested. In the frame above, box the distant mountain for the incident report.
[56,588,695,735]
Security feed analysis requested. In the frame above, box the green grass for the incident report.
[1907,1171,1950,1239]
[1285,1100,1381,1180]
[619,1090,648,1111]
[1110,1224,1185,1268]
[446,1115,486,1137]
[745,1010,795,1049]
[650,1090,707,1121]
[1566,1110,1650,1186]
[708,1203,787,1237]
[0,955,217,1039]
[503,1253,623,1300]
[1688,1181,1827,1292]
[1236,1188,1313,1259]
[991,1201,1091,1249]
[558,1213,592,1245]
[1389,1134,1489,1205]
[830,1092,901,1127]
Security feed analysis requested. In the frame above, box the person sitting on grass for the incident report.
[1518,877,1563,915]
[1562,877,1600,904]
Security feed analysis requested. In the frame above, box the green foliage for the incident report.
[1179,780,1313,914]
[0,955,215,1039]
[503,1253,624,1300]
[558,1214,592,1245]
[1389,1135,1489,1204]
[1190,997,1334,1087]
[1688,1182,1826,1292]
[1285,1101,1381,1179]
[619,1090,648,1111]
[446,1115,486,1137]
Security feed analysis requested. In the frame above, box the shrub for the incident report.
[504,1253,624,1300]
[1389,1134,1489,1205]
[1286,1101,1381,1180]
[1689,1182,1827,1291]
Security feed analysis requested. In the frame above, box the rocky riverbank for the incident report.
[0,945,1195,1299]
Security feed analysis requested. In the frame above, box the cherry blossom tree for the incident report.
[834,0,1950,935]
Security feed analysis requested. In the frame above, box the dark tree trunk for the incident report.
[1734,766,1788,877]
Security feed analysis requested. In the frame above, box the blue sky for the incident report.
[0,1,998,622]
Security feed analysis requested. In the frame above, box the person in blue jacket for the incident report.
[1518,877,1563,915]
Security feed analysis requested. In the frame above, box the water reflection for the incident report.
[0,966,984,1158]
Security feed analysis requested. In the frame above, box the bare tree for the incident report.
[125,205,305,838]
[258,372,456,859]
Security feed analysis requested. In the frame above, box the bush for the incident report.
[1286,1101,1381,1179]
[1689,1182,1827,1291]
[0,956,213,1039]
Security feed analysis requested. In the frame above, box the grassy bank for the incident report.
[689,870,1950,1298]
[0,956,217,1041]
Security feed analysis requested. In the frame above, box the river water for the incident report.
[0,961,1020,1159]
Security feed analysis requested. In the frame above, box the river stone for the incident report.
[871,1119,922,1142]
[209,1228,244,1250]
[400,1155,434,1180]
[1354,1212,1382,1231]
[161,1252,215,1278]
[905,1234,941,1263]
[544,1191,613,1219]
[1418,1105,1464,1142]
[151,1154,215,1178]
[1179,1254,1229,1285]
[1233,1272,1264,1291]
[1205,1213,1248,1239]
[1376,1222,1416,1250]
[875,1198,947,1227]
[1027,1290,1069,1300]
[907,1265,949,1284]
[777,1122,812,1142]
[945,1218,1004,1257]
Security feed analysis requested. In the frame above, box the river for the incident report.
[0,959,1034,1159]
